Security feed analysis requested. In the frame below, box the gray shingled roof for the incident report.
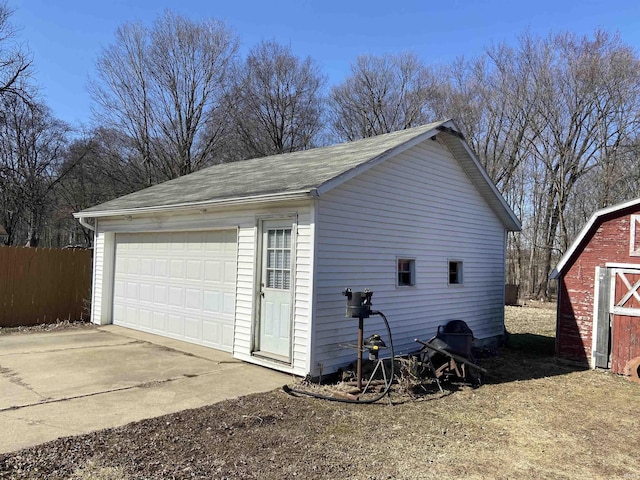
[78,121,448,215]
[76,120,521,231]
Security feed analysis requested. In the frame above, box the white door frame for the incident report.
[254,216,297,362]
[593,264,640,369]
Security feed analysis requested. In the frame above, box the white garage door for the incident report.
[113,230,237,351]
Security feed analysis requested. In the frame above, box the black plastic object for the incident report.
[342,288,373,318]
[436,320,474,357]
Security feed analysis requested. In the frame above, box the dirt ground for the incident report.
[1,303,639,480]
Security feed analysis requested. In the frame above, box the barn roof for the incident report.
[75,119,521,231]
[551,197,640,279]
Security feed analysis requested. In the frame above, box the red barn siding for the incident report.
[557,210,639,365]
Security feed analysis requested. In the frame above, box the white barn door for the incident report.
[113,230,237,351]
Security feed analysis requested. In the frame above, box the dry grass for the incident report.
[68,461,126,480]
[1,302,639,479]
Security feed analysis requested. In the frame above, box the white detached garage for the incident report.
[75,120,520,377]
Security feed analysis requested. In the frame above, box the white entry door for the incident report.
[258,223,293,359]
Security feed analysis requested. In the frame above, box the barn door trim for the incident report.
[609,266,640,374]
[611,268,640,317]
[629,215,640,256]
[592,266,612,369]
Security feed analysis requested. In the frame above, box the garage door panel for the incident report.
[126,282,139,300]
[139,283,153,302]
[184,317,201,340]
[139,309,152,328]
[127,258,139,274]
[153,285,168,304]
[222,324,234,347]
[205,260,222,281]
[167,314,183,335]
[202,322,219,343]
[223,292,235,315]
[140,258,154,276]
[170,259,184,278]
[114,280,125,299]
[203,291,221,313]
[168,286,183,307]
[125,306,137,323]
[115,256,126,274]
[185,288,202,309]
[113,304,125,323]
[170,239,186,252]
[224,261,236,283]
[154,259,168,276]
[113,230,237,352]
[153,312,166,331]
[186,260,202,280]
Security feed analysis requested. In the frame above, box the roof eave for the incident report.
[551,197,640,278]
[314,120,449,196]
[435,124,522,232]
[456,138,521,232]
[73,190,314,220]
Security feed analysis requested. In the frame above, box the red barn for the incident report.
[551,198,640,375]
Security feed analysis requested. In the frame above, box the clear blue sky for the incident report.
[10,0,640,129]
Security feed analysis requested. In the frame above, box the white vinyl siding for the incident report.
[90,230,104,325]
[91,202,312,376]
[311,139,506,375]
[90,228,115,326]
[292,216,313,371]
[233,226,257,358]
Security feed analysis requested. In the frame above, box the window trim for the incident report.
[630,215,640,256]
[396,257,416,288]
[448,259,464,286]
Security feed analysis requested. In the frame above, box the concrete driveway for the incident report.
[0,326,289,454]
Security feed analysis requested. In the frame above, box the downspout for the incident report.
[77,216,95,231]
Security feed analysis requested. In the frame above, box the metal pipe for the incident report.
[282,310,395,405]
[357,316,363,391]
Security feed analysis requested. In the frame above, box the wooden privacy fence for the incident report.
[0,246,92,327]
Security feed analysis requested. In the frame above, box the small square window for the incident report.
[449,260,463,285]
[397,258,415,287]
[630,215,640,256]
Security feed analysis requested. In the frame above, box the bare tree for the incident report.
[0,97,70,246]
[90,11,238,184]
[224,40,325,159]
[428,31,640,298]
[520,31,640,297]
[54,127,153,246]
[328,52,436,141]
[0,1,31,102]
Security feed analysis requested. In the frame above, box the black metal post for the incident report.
[357,315,363,391]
